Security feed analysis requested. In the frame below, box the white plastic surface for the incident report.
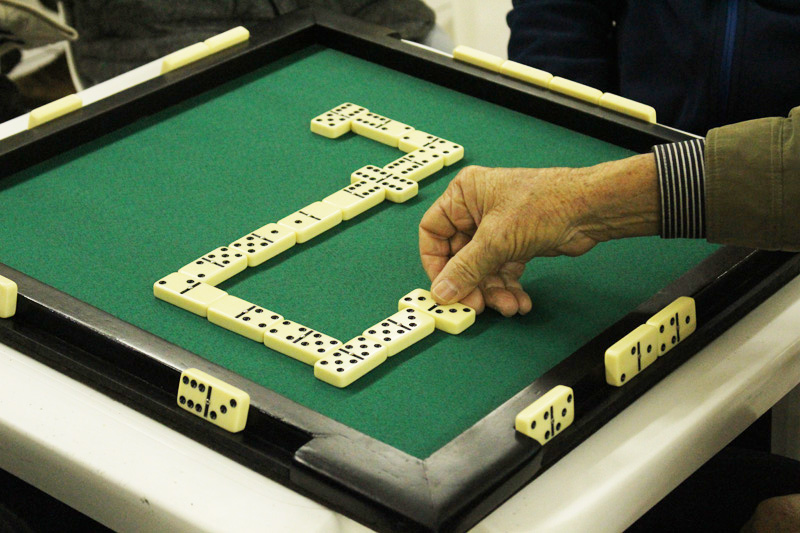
[1,275,800,532]
[0,343,369,533]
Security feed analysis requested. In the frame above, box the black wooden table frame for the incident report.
[1,9,799,532]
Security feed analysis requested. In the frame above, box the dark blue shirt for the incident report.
[507,0,800,134]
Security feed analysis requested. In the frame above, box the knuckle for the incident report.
[455,165,486,184]
[449,255,481,284]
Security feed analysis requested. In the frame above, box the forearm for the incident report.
[574,153,661,242]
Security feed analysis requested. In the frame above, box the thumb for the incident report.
[430,232,504,304]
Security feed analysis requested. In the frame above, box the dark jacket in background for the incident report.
[62,0,435,86]
[507,0,800,134]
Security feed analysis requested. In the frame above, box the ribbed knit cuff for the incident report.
[652,138,707,239]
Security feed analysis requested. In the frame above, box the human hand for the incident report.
[419,154,660,316]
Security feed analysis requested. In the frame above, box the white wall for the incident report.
[427,0,513,58]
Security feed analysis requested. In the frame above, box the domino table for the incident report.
[1,9,800,532]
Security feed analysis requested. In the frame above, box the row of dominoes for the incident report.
[452,45,657,124]
[173,288,475,433]
[160,103,464,293]
[26,27,251,130]
[604,296,697,386]
[157,274,475,386]
[154,102,463,296]
[311,102,464,164]
[159,104,473,432]
[514,296,697,446]
[316,288,475,387]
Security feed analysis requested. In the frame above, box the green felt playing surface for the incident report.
[0,46,718,458]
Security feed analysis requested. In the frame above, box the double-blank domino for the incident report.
[177,368,250,432]
[515,385,574,445]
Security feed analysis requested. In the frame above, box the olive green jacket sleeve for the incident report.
[705,106,800,250]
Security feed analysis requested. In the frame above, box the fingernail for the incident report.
[432,279,458,302]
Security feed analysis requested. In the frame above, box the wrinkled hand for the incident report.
[419,155,659,316]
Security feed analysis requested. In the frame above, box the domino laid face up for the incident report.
[1,10,798,533]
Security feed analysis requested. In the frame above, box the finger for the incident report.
[460,286,485,314]
[419,230,475,283]
[430,224,505,304]
[498,264,532,315]
[448,230,473,257]
[480,274,521,317]
[419,203,458,281]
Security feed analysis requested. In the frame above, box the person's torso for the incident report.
[617,0,800,133]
